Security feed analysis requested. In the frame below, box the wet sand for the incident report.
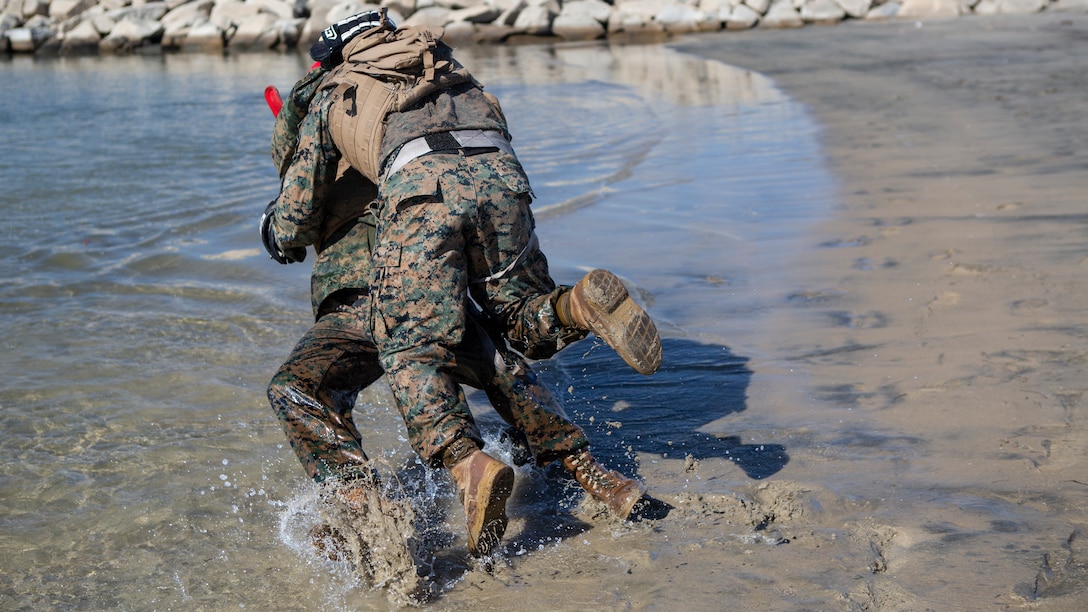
[437,13,1088,611]
[4,15,1083,609]
[660,12,1088,610]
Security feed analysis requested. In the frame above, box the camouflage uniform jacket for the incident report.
[270,67,377,318]
[270,43,513,228]
[272,49,519,316]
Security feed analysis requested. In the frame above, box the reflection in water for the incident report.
[0,42,830,609]
[458,42,799,221]
[459,41,786,107]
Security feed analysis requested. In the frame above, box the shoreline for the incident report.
[1,9,1085,608]
[666,11,1088,607]
[3,0,1087,58]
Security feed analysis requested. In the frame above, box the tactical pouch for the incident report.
[323,24,476,182]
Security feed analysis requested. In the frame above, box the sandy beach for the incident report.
[657,12,1088,610]
[3,11,1086,610]
[328,14,1088,610]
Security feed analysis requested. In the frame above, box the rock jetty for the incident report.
[2,0,1086,56]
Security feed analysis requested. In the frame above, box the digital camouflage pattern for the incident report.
[369,148,592,466]
[267,297,589,482]
[306,169,377,316]
[270,64,327,181]
[268,306,382,483]
[270,68,378,316]
[270,83,341,255]
[267,65,591,479]
[267,172,590,478]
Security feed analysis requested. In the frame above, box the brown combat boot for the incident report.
[308,477,380,561]
[449,450,515,557]
[557,269,662,375]
[309,522,348,561]
[562,450,647,520]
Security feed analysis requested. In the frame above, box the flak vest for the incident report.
[323,24,510,184]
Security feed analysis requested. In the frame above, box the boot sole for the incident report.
[574,270,662,375]
[467,463,514,557]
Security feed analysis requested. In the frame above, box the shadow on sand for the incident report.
[488,337,790,529]
[399,337,791,600]
[541,336,789,481]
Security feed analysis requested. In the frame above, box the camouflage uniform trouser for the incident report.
[370,150,586,468]
[267,294,588,483]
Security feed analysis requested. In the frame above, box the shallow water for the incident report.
[0,43,833,608]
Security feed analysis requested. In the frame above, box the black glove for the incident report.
[309,9,393,69]
[260,200,306,264]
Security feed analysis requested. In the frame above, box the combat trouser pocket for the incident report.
[370,239,402,347]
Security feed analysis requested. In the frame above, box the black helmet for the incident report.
[309,8,397,69]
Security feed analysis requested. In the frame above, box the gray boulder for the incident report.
[440,18,475,42]
[7,15,54,51]
[608,0,669,34]
[383,0,415,18]
[229,11,277,49]
[1,13,22,35]
[656,3,720,32]
[323,0,374,24]
[20,0,50,19]
[725,3,762,28]
[105,2,169,22]
[493,0,527,26]
[88,14,116,35]
[1052,0,1088,10]
[801,0,846,22]
[449,3,502,23]
[433,0,478,8]
[512,0,557,34]
[274,16,304,46]
[181,19,224,51]
[897,0,961,17]
[834,0,872,16]
[50,0,95,20]
[162,0,214,29]
[402,5,453,26]
[552,0,610,39]
[761,0,803,26]
[250,0,296,19]
[59,17,101,54]
[161,0,213,45]
[209,0,261,30]
[99,16,163,52]
[863,0,900,17]
[745,0,772,14]
[992,0,1045,12]
[7,26,43,51]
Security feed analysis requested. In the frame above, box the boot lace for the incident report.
[569,452,617,495]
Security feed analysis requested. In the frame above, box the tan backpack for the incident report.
[325,19,476,182]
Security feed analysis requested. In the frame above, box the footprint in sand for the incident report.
[1010,298,1049,316]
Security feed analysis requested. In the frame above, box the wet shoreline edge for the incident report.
[3,0,1087,59]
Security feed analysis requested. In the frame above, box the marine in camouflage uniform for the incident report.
[265,11,658,556]
[265,68,589,485]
